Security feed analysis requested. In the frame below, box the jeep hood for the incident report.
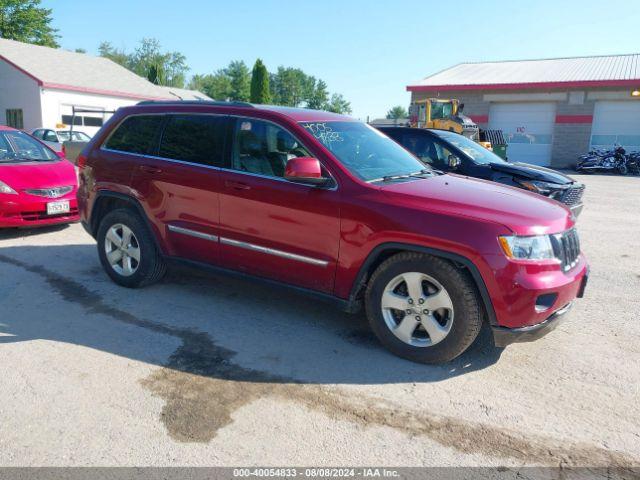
[489,161,575,185]
[380,174,574,236]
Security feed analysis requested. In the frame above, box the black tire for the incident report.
[617,164,628,175]
[365,252,482,364]
[96,208,166,288]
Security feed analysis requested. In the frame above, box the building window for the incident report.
[61,115,83,126]
[83,116,104,127]
[6,109,24,129]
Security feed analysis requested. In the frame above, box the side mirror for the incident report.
[55,150,66,159]
[284,157,330,186]
[448,154,461,169]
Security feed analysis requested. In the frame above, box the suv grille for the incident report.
[553,229,581,272]
[24,186,73,198]
[560,185,585,207]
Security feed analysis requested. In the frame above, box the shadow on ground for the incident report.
[0,243,503,386]
[4,242,637,470]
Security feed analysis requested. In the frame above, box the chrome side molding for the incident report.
[168,224,218,242]
[220,237,328,267]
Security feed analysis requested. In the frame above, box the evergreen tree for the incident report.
[250,59,271,104]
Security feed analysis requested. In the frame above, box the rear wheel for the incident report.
[97,209,166,288]
[365,252,482,363]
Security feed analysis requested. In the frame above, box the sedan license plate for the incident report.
[47,200,70,216]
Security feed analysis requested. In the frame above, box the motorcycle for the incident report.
[576,145,629,174]
[627,151,640,175]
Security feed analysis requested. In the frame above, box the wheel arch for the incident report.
[90,191,164,254]
[346,242,497,326]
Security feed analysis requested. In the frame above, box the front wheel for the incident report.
[365,252,482,364]
[97,208,166,288]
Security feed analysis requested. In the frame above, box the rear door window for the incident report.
[44,131,58,142]
[158,114,227,166]
[104,115,163,155]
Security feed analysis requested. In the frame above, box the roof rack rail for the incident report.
[136,100,254,108]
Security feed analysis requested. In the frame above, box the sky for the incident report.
[43,0,640,120]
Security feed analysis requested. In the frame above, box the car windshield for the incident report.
[0,131,57,162]
[58,131,90,142]
[299,121,431,182]
[436,130,506,165]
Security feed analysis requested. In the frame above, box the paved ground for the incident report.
[0,173,638,468]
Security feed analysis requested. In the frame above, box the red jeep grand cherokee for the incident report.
[77,101,588,363]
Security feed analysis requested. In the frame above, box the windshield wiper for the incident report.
[375,169,433,183]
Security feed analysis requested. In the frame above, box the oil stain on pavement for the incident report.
[1,252,638,469]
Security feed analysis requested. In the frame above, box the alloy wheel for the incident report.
[104,223,141,277]
[380,272,454,347]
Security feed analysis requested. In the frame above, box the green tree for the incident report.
[326,93,352,115]
[0,0,58,47]
[128,38,187,88]
[188,72,232,100]
[271,67,315,107]
[386,105,408,119]
[307,79,329,110]
[74,47,86,54]
[225,60,250,101]
[99,41,130,67]
[147,64,164,85]
[250,58,271,104]
[98,38,188,88]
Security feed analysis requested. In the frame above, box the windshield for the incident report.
[430,101,453,120]
[436,130,506,165]
[300,121,429,182]
[0,131,58,162]
[58,131,90,142]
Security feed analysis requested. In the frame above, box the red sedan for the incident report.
[0,126,79,228]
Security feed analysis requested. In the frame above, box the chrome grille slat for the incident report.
[24,186,73,198]
[555,228,580,272]
[561,185,585,206]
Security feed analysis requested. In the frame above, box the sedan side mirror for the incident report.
[448,154,461,169]
[284,157,331,186]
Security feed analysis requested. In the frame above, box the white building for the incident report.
[0,38,210,137]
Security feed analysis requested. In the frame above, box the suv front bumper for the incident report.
[491,266,588,347]
[492,301,572,347]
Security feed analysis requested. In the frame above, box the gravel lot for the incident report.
[0,173,638,468]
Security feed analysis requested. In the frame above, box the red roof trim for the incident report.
[469,114,489,123]
[555,114,593,124]
[42,82,167,101]
[406,79,640,92]
[0,54,43,85]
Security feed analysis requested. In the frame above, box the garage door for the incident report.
[488,102,556,166]
[591,101,640,151]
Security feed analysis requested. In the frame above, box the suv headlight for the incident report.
[0,180,17,195]
[518,180,564,196]
[499,235,556,261]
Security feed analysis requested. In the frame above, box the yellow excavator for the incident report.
[409,98,487,144]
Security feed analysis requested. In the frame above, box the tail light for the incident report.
[62,144,66,157]
[77,154,87,169]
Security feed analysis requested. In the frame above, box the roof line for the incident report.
[0,53,43,85]
[406,79,640,92]
[447,52,640,66]
[42,82,167,101]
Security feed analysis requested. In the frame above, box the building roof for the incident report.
[0,38,208,101]
[407,53,640,92]
[156,85,211,101]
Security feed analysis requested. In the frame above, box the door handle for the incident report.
[225,180,251,190]
[139,165,162,174]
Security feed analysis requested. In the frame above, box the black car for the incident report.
[377,126,585,216]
